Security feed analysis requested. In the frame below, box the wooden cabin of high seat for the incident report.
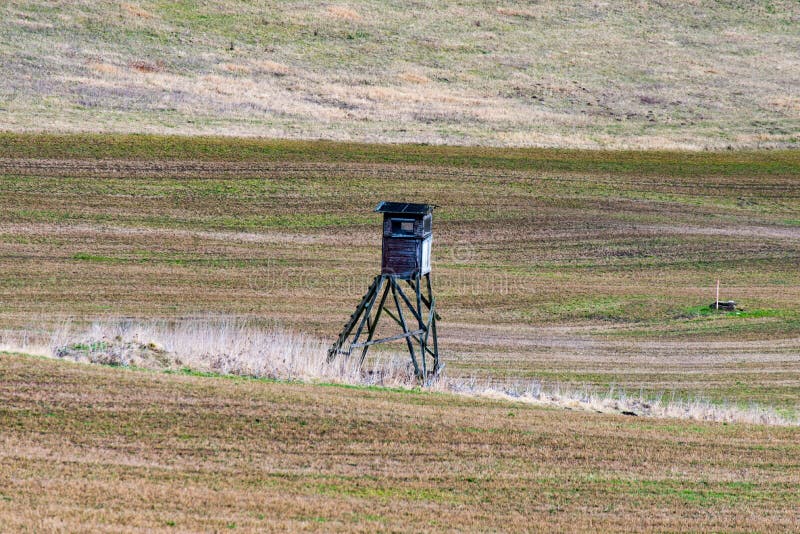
[375,201,434,279]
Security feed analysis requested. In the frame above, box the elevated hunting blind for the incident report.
[377,201,433,278]
[328,201,440,379]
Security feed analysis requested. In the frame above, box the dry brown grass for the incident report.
[129,60,162,73]
[253,60,292,77]
[47,318,417,387]
[398,71,430,85]
[121,2,153,19]
[326,5,363,22]
[219,62,252,75]
[87,61,121,76]
[495,6,539,19]
[769,96,800,115]
[0,137,799,530]
[5,318,785,425]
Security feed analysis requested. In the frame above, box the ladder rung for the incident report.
[351,328,425,349]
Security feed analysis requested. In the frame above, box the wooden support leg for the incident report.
[426,273,440,372]
[329,272,439,381]
[393,280,424,325]
[415,273,427,377]
[327,275,381,361]
[406,278,440,320]
[390,276,420,378]
[358,280,391,366]
[350,275,384,351]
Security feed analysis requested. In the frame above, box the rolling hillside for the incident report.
[2,1,799,148]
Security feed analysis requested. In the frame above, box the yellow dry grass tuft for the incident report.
[768,95,800,115]
[496,6,538,19]
[121,2,154,19]
[24,319,796,427]
[219,62,252,74]
[48,319,417,387]
[10,18,54,31]
[398,71,430,84]
[129,60,161,73]
[253,60,292,77]
[326,5,362,21]
[87,61,120,76]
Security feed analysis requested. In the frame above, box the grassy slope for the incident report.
[0,134,799,411]
[1,352,799,532]
[2,1,800,149]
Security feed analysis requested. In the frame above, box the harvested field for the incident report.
[1,353,799,532]
[0,134,798,412]
[1,134,799,531]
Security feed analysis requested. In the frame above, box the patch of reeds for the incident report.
[13,318,795,427]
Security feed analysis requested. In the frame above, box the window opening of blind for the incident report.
[391,218,416,236]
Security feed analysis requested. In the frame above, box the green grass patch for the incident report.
[2,133,800,177]
[72,252,120,264]
[608,478,786,506]
[679,305,790,320]
[312,481,460,504]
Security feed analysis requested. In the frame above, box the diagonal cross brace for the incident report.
[328,273,440,379]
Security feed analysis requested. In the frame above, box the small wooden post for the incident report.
[716,279,720,310]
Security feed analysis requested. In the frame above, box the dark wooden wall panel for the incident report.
[382,238,419,277]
